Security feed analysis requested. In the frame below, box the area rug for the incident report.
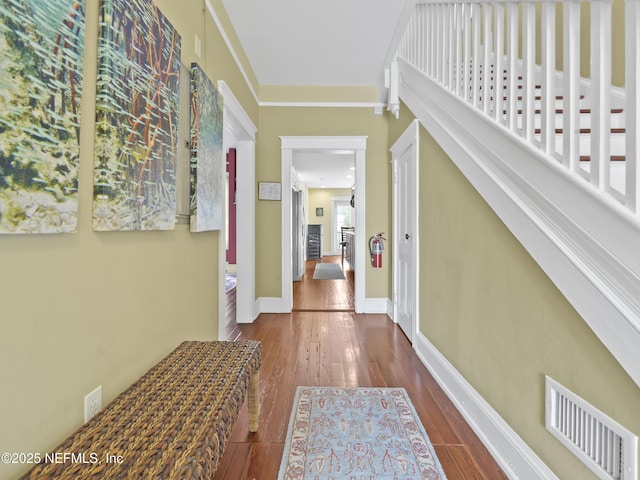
[278,387,447,480]
[313,263,345,280]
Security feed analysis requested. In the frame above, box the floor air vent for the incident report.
[545,376,638,480]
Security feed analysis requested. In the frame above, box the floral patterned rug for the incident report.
[278,387,448,480]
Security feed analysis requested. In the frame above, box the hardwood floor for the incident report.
[293,256,354,312]
[214,262,508,479]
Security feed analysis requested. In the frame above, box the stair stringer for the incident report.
[398,60,640,388]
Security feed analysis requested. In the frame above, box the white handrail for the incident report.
[395,0,638,217]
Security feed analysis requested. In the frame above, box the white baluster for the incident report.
[437,4,445,84]
[472,3,482,108]
[427,5,436,78]
[464,3,472,102]
[590,0,612,191]
[483,3,494,115]
[541,0,557,157]
[506,2,519,131]
[455,3,464,96]
[563,0,581,170]
[626,0,640,212]
[494,3,505,122]
[423,4,430,75]
[522,1,536,142]
[448,4,456,90]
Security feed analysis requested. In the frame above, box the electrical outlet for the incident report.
[84,386,102,423]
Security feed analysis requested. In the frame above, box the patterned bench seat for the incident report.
[21,340,262,479]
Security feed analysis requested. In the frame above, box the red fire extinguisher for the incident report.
[369,233,385,268]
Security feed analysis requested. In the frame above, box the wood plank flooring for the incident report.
[293,256,354,312]
[214,260,507,479]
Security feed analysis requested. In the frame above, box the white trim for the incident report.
[205,0,259,104]
[360,298,394,316]
[257,297,285,314]
[279,136,367,313]
[391,119,420,345]
[399,60,640,387]
[218,81,258,327]
[415,332,560,480]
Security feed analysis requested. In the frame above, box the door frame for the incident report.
[281,136,367,313]
[218,81,257,333]
[391,120,420,344]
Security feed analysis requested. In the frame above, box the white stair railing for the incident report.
[395,0,640,216]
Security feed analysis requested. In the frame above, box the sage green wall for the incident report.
[0,1,257,478]
[256,107,391,299]
[389,104,640,479]
[307,188,351,254]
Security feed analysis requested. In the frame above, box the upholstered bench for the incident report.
[20,340,262,479]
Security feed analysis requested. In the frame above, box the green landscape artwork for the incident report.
[0,0,85,234]
[190,63,223,232]
[93,0,181,231]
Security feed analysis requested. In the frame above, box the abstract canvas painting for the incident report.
[189,63,223,232]
[0,0,85,234]
[93,0,181,231]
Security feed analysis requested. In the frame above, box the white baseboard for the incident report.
[414,331,559,480]
[360,298,393,315]
[257,297,284,314]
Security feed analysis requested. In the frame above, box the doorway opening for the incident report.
[280,136,367,313]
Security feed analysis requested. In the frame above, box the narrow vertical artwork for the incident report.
[0,0,85,234]
[93,0,181,231]
[189,63,223,232]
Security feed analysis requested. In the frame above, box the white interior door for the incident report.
[392,121,419,343]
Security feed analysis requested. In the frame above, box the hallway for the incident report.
[213,312,508,479]
[293,255,354,312]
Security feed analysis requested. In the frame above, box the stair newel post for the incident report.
[493,2,505,123]
[482,2,494,114]
[562,0,582,171]
[626,0,640,212]
[541,0,557,157]
[472,2,482,108]
[522,0,537,142]
[590,0,613,191]
[506,1,519,132]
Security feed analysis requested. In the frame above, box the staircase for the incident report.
[386,0,640,388]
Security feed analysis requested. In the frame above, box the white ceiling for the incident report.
[221,1,409,189]
[293,151,355,189]
[221,0,409,88]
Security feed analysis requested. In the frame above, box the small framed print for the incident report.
[258,182,281,201]
[316,207,324,216]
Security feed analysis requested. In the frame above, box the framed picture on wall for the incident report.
[316,208,324,217]
[258,182,281,200]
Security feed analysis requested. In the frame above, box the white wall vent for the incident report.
[545,376,638,480]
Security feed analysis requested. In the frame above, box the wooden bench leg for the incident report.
[248,371,260,432]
